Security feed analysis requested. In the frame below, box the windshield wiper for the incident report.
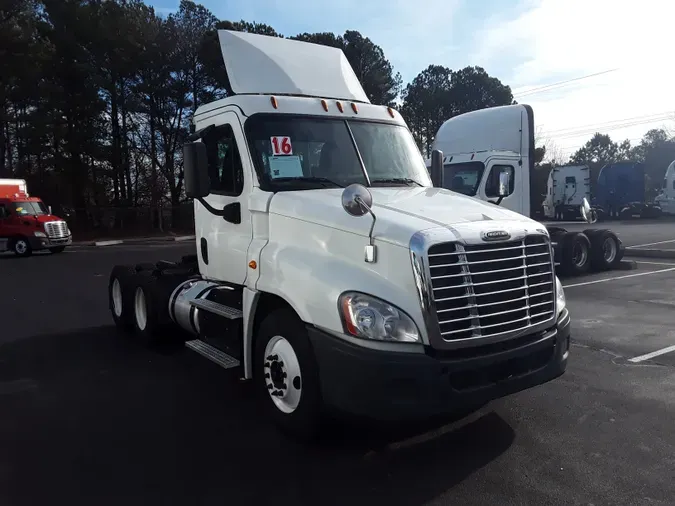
[272,177,344,188]
[370,177,423,187]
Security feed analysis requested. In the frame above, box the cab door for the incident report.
[196,111,253,285]
[478,158,524,215]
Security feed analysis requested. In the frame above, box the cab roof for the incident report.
[216,30,370,104]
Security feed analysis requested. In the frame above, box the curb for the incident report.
[624,248,675,260]
[74,235,196,247]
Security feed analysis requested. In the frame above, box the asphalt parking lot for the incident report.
[1,243,675,505]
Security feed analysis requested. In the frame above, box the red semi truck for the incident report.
[0,178,72,256]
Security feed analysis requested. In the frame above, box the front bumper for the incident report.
[310,309,570,421]
[28,234,72,250]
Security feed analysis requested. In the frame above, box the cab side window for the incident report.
[0,204,7,218]
[485,164,515,197]
[204,124,244,196]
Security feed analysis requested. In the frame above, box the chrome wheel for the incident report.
[603,237,617,264]
[15,240,27,255]
[264,335,302,414]
[573,241,588,267]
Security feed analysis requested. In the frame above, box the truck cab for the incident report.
[108,31,570,439]
[0,179,72,256]
[655,160,675,215]
[542,165,591,221]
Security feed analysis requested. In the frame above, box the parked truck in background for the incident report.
[594,161,661,220]
[542,165,591,221]
[107,31,571,440]
[426,104,626,277]
[655,160,675,215]
[0,178,72,256]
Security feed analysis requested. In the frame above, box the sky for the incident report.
[149,0,675,161]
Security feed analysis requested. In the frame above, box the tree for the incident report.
[291,31,402,107]
[400,65,513,155]
[631,128,675,195]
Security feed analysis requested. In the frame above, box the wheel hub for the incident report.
[263,336,302,414]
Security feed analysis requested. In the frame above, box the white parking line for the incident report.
[628,344,675,363]
[629,239,675,248]
[636,260,675,266]
[563,267,675,288]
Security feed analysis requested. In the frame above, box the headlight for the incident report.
[34,231,46,237]
[555,276,566,316]
[339,292,420,343]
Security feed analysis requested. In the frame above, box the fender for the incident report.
[254,222,427,340]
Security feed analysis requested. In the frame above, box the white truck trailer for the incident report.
[108,31,571,440]
[542,165,591,221]
[426,105,625,276]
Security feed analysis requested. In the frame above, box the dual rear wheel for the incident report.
[108,265,323,440]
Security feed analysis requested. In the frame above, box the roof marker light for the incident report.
[270,96,278,109]
[387,107,395,118]
[336,101,344,113]
[321,99,328,111]
[351,103,358,113]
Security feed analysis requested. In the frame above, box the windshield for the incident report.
[245,114,431,190]
[441,162,485,196]
[12,201,48,216]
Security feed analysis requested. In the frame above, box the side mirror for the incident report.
[497,170,511,197]
[183,141,210,199]
[341,183,377,263]
[430,149,444,187]
[580,197,598,224]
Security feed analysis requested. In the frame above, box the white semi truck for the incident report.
[108,31,571,439]
[655,160,675,215]
[542,165,591,221]
[426,105,625,276]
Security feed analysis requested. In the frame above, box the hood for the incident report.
[33,214,63,224]
[268,187,544,247]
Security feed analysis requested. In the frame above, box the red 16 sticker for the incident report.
[270,136,293,156]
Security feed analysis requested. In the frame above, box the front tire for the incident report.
[11,237,32,257]
[254,308,322,441]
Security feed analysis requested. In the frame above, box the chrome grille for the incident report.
[428,235,555,342]
[44,221,69,239]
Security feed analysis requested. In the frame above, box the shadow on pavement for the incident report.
[0,327,515,506]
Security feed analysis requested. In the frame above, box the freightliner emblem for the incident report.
[481,230,511,241]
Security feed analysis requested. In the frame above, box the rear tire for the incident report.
[254,307,322,441]
[560,232,591,276]
[132,273,180,345]
[109,265,137,332]
[584,229,623,271]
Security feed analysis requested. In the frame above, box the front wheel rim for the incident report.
[264,336,302,414]
[134,288,147,331]
[15,241,27,254]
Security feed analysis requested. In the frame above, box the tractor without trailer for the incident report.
[108,31,571,439]
[0,178,72,256]
[426,105,626,277]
